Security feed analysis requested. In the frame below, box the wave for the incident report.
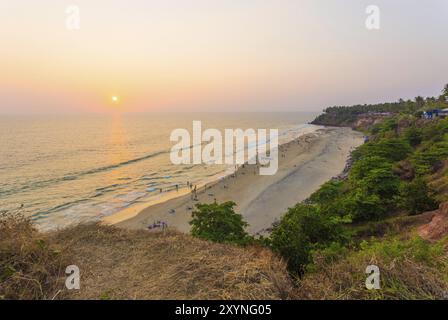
[0,149,169,197]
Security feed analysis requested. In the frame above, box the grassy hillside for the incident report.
[2,201,447,300]
[267,84,448,299]
[2,84,448,300]
[0,213,292,300]
[297,235,448,299]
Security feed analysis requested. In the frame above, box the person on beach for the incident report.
[176,184,179,192]
[191,185,198,200]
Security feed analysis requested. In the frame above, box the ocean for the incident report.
[0,112,318,231]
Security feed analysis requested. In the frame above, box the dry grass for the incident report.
[52,224,293,300]
[2,213,448,300]
[295,238,448,300]
[1,215,293,300]
[0,211,68,300]
[352,212,436,239]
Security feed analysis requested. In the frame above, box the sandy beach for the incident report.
[104,127,364,235]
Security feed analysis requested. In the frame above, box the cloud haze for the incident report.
[0,0,447,113]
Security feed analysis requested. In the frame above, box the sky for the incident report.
[0,0,447,113]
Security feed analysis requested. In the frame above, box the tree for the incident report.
[415,96,425,109]
[189,201,251,245]
[343,191,387,222]
[349,156,392,181]
[270,204,348,274]
[399,178,438,215]
[309,180,344,205]
[405,126,423,147]
[353,138,412,163]
[443,84,448,98]
[361,168,400,200]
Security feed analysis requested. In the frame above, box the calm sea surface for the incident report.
[0,112,318,230]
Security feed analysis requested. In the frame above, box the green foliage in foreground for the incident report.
[190,201,252,245]
[271,97,448,273]
[399,178,438,215]
[269,204,350,274]
[193,89,448,281]
[352,138,412,163]
[300,236,448,300]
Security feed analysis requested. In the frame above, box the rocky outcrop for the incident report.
[418,202,448,242]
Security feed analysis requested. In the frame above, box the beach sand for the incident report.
[104,127,364,235]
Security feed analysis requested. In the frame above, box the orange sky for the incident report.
[1,0,447,113]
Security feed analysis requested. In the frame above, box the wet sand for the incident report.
[104,127,364,235]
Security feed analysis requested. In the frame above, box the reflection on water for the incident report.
[0,112,318,231]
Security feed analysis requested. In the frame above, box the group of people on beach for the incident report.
[148,220,168,230]
[158,182,187,194]
[187,181,199,200]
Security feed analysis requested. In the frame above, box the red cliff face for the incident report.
[418,202,448,242]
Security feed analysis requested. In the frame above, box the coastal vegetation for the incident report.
[2,84,448,299]
[267,84,448,297]
[188,84,448,297]
[312,85,448,127]
[189,201,252,245]
[0,213,291,299]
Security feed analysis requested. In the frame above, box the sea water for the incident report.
[0,112,318,231]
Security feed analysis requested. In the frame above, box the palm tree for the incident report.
[415,96,425,109]
[443,84,448,97]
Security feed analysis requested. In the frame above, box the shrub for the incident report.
[404,126,423,147]
[296,237,448,300]
[353,138,412,163]
[270,204,348,274]
[349,156,392,181]
[0,210,67,300]
[399,178,439,215]
[412,140,448,175]
[189,202,251,245]
[309,180,344,205]
[359,168,400,200]
[343,191,387,222]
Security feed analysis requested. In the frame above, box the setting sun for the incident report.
[112,96,119,103]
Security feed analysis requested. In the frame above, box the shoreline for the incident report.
[105,127,364,235]
[101,125,322,226]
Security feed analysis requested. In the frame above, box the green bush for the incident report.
[349,156,392,181]
[359,168,400,200]
[412,139,448,175]
[404,126,423,147]
[309,180,344,205]
[353,138,412,163]
[399,178,438,215]
[359,236,445,266]
[310,242,349,266]
[343,191,387,222]
[270,204,348,274]
[377,118,398,134]
[189,201,251,245]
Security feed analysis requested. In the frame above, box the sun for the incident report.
[111,96,119,103]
